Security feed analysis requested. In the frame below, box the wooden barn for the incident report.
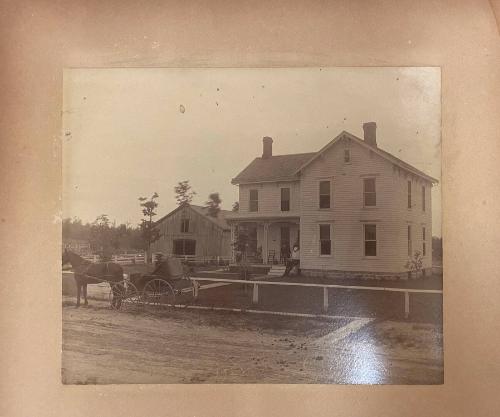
[150,203,232,262]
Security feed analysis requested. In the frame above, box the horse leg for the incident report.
[110,283,115,308]
[76,281,81,308]
[83,284,88,306]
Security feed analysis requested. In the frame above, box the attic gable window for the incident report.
[249,189,259,212]
[180,218,190,233]
[319,180,331,209]
[344,149,351,163]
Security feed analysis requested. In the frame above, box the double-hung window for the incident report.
[422,186,426,211]
[319,181,331,209]
[422,227,426,256]
[249,189,258,212]
[364,224,377,257]
[407,180,412,209]
[363,178,376,207]
[408,225,412,256]
[319,224,332,255]
[281,188,290,212]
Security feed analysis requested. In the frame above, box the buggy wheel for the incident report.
[142,279,175,310]
[109,282,141,312]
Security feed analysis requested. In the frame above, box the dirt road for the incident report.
[62,297,443,384]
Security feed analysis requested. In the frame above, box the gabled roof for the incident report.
[232,130,438,185]
[294,131,438,183]
[231,152,316,184]
[190,205,232,230]
[156,204,231,230]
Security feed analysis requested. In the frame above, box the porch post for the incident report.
[230,222,236,263]
[262,222,269,264]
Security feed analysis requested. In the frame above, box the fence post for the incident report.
[193,281,199,299]
[252,283,259,304]
[93,254,98,263]
[323,287,329,313]
[404,291,410,319]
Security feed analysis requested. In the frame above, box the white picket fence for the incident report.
[81,252,231,265]
[163,254,231,265]
[82,252,147,265]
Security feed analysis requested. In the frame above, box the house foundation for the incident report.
[301,267,434,281]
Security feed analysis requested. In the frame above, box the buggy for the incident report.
[128,257,198,310]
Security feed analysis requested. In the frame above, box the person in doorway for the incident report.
[283,245,300,276]
[280,243,291,264]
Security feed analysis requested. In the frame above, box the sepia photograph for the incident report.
[61,67,442,384]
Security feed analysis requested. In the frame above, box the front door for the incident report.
[280,226,290,262]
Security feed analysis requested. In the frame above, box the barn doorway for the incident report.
[173,239,196,256]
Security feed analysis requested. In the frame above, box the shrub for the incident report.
[405,250,423,278]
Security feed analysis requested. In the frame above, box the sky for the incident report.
[63,67,441,236]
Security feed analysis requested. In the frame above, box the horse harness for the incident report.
[79,261,117,284]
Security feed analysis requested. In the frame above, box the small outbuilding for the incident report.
[151,203,232,263]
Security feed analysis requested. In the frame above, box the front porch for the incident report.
[227,216,300,265]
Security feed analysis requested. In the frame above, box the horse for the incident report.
[62,249,124,308]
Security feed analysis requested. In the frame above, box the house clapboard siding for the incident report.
[227,123,437,279]
[299,136,433,274]
[239,181,301,216]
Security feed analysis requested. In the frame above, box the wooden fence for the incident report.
[189,276,443,319]
[81,253,231,265]
[82,253,146,265]
[153,253,231,265]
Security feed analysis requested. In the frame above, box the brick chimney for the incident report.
[363,122,377,147]
[262,136,273,158]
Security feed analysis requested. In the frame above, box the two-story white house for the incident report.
[226,122,438,279]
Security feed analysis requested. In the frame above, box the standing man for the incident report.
[280,243,291,264]
[283,245,300,276]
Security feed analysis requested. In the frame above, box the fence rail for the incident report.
[189,276,443,319]
[153,253,231,265]
[80,253,231,265]
[82,253,146,265]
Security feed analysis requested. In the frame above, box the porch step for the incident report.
[267,265,286,277]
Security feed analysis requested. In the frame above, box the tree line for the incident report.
[63,180,239,260]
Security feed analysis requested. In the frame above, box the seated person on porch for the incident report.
[283,245,300,276]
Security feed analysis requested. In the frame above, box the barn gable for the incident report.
[155,203,230,231]
[151,203,232,259]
